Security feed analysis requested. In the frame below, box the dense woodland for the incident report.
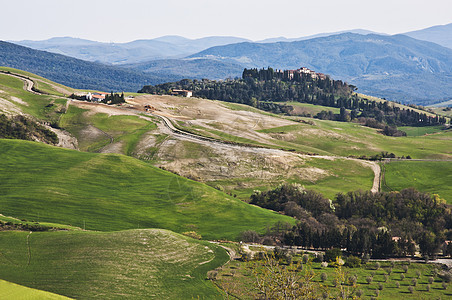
[0,114,58,144]
[248,184,452,259]
[139,67,447,129]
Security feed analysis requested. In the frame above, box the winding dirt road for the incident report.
[147,110,382,193]
[1,70,381,192]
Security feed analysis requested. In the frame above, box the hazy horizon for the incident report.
[1,0,452,43]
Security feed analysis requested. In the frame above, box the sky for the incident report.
[1,0,452,42]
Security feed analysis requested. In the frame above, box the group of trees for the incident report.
[0,114,58,144]
[139,67,447,129]
[248,184,452,259]
[103,92,125,104]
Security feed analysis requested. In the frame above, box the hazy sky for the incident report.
[2,0,452,42]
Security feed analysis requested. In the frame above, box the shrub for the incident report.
[386,267,393,275]
[396,282,400,288]
[375,262,381,270]
[356,289,363,298]
[428,277,434,284]
[320,272,327,282]
[321,261,328,268]
[416,270,421,279]
[408,286,414,293]
[384,274,389,282]
[240,230,261,243]
[316,253,324,262]
[345,256,361,268]
[207,270,218,280]
[411,278,417,286]
[332,278,339,287]
[362,253,370,264]
[348,275,357,286]
[402,265,409,273]
[442,282,448,290]
[325,248,342,262]
[366,276,373,284]
[390,261,395,268]
[426,284,430,291]
[374,289,380,297]
[302,254,310,264]
[182,231,202,240]
[400,274,405,280]
[378,283,383,290]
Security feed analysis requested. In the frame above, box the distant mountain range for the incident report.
[0,41,183,92]
[4,23,452,103]
[13,36,251,65]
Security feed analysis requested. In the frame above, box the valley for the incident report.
[0,66,451,299]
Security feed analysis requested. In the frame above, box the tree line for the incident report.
[247,184,452,259]
[139,67,447,128]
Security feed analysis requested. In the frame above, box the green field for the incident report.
[256,119,452,159]
[0,139,294,240]
[0,280,71,299]
[0,73,67,123]
[0,66,75,96]
[207,157,375,201]
[59,106,156,154]
[383,161,452,204]
[398,125,448,137]
[0,229,228,299]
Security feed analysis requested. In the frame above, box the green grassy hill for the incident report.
[0,139,293,240]
[0,280,71,300]
[382,161,452,204]
[0,229,228,299]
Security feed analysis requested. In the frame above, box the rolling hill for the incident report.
[0,229,228,299]
[0,41,182,92]
[187,33,452,104]
[403,22,452,49]
[0,138,293,240]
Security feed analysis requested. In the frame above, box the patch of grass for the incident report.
[208,157,374,201]
[383,161,452,204]
[0,229,228,299]
[0,280,71,300]
[0,66,75,96]
[59,107,157,154]
[398,126,448,137]
[257,118,452,159]
[285,101,341,115]
[0,139,294,240]
[0,73,67,123]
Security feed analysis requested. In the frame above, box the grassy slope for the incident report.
[257,119,452,159]
[0,139,293,240]
[208,157,374,201]
[0,66,76,95]
[0,73,67,123]
[383,161,452,204]
[0,229,228,299]
[398,125,449,137]
[0,280,71,300]
[59,105,156,154]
